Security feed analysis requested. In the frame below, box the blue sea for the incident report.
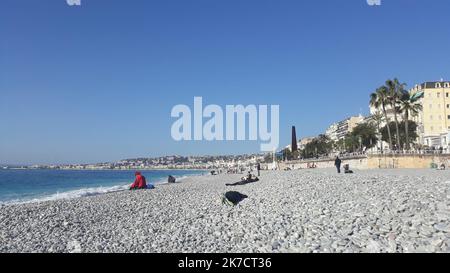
[0,169,207,205]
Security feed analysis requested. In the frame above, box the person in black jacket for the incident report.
[168,175,176,183]
[334,156,342,174]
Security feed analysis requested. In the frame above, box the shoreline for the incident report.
[1,168,449,253]
[0,172,208,207]
[0,170,209,207]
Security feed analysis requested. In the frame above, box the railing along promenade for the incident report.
[288,150,450,164]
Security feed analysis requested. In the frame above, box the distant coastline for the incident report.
[0,154,267,172]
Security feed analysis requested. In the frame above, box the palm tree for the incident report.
[370,86,393,150]
[371,111,384,151]
[399,92,422,150]
[386,78,404,150]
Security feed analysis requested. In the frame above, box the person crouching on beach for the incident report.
[130,171,147,190]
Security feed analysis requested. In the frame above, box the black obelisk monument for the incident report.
[291,126,298,152]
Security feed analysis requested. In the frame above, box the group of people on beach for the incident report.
[129,172,177,190]
[225,163,261,175]
[129,157,346,192]
[127,165,262,206]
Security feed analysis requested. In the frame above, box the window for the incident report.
[430,115,433,120]
[445,83,450,88]
[447,93,449,98]
[437,92,441,98]
[447,104,449,109]
[436,83,441,88]
[448,115,450,120]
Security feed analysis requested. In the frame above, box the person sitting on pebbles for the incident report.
[226,172,259,187]
[343,164,354,174]
[129,171,148,190]
[168,175,176,183]
[241,172,259,183]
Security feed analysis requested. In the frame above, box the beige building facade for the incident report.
[410,81,450,149]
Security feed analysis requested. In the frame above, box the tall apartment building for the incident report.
[409,81,450,148]
[325,123,338,141]
[326,115,364,141]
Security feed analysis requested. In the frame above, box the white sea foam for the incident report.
[0,184,131,206]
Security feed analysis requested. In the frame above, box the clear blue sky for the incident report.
[1,0,449,165]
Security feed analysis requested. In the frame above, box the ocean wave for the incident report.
[0,184,131,206]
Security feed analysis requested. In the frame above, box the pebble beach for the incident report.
[1,169,450,253]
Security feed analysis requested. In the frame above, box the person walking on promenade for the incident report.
[257,163,261,176]
[334,156,342,174]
